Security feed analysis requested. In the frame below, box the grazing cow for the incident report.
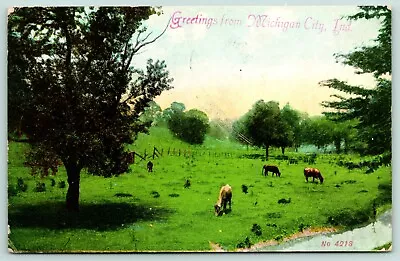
[262,165,281,177]
[304,167,324,184]
[214,184,232,216]
[147,161,153,172]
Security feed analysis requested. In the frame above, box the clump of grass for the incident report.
[34,182,46,192]
[236,236,252,249]
[150,191,160,198]
[342,180,357,184]
[265,212,282,219]
[8,185,19,197]
[266,223,277,228]
[17,177,28,192]
[251,224,262,236]
[326,208,371,227]
[184,179,191,189]
[168,193,179,198]
[298,223,307,232]
[241,184,248,194]
[277,198,291,204]
[114,193,133,197]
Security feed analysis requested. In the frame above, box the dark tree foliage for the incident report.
[8,7,173,211]
[240,100,283,160]
[278,104,301,154]
[334,6,391,78]
[168,107,210,145]
[320,6,391,155]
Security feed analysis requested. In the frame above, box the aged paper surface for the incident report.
[7,5,392,253]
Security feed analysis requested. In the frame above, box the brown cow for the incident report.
[262,165,281,177]
[214,184,232,216]
[304,167,324,184]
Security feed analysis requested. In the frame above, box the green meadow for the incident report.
[8,127,392,252]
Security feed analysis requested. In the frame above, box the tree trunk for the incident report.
[281,147,285,155]
[65,163,81,212]
[265,145,269,160]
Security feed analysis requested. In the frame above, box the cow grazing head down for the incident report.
[262,165,281,177]
[214,184,232,216]
[304,167,324,184]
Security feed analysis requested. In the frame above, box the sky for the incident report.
[129,6,384,120]
[135,6,387,120]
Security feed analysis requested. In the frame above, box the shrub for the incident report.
[251,224,262,236]
[50,179,56,187]
[277,198,291,204]
[241,184,248,194]
[236,236,252,248]
[150,191,160,198]
[184,179,191,189]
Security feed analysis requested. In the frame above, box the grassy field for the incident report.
[7,127,392,252]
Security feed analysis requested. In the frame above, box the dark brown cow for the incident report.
[147,161,153,172]
[214,184,232,216]
[304,167,324,184]
[262,165,281,177]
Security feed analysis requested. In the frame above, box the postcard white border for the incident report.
[1,0,397,261]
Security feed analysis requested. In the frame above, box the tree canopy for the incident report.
[166,103,210,145]
[320,6,391,155]
[8,7,173,211]
[234,100,283,159]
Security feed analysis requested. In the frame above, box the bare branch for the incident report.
[123,17,171,72]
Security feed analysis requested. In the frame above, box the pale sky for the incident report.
[131,6,384,120]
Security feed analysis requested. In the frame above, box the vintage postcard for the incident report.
[7,5,392,253]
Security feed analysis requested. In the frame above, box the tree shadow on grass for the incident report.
[8,201,175,231]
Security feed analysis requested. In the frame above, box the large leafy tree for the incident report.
[167,107,210,145]
[320,6,391,155]
[240,100,283,160]
[278,104,301,154]
[8,7,173,211]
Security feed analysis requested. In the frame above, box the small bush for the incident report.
[277,198,291,204]
[236,236,252,249]
[251,224,262,236]
[241,184,248,194]
[298,223,307,232]
[169,193,179,198]
[34,182,46,192]
[150,191,160,198]
[50,179,56,187]
[266,223,277,228]
[265,212,281,219]
[184,179,191,189]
